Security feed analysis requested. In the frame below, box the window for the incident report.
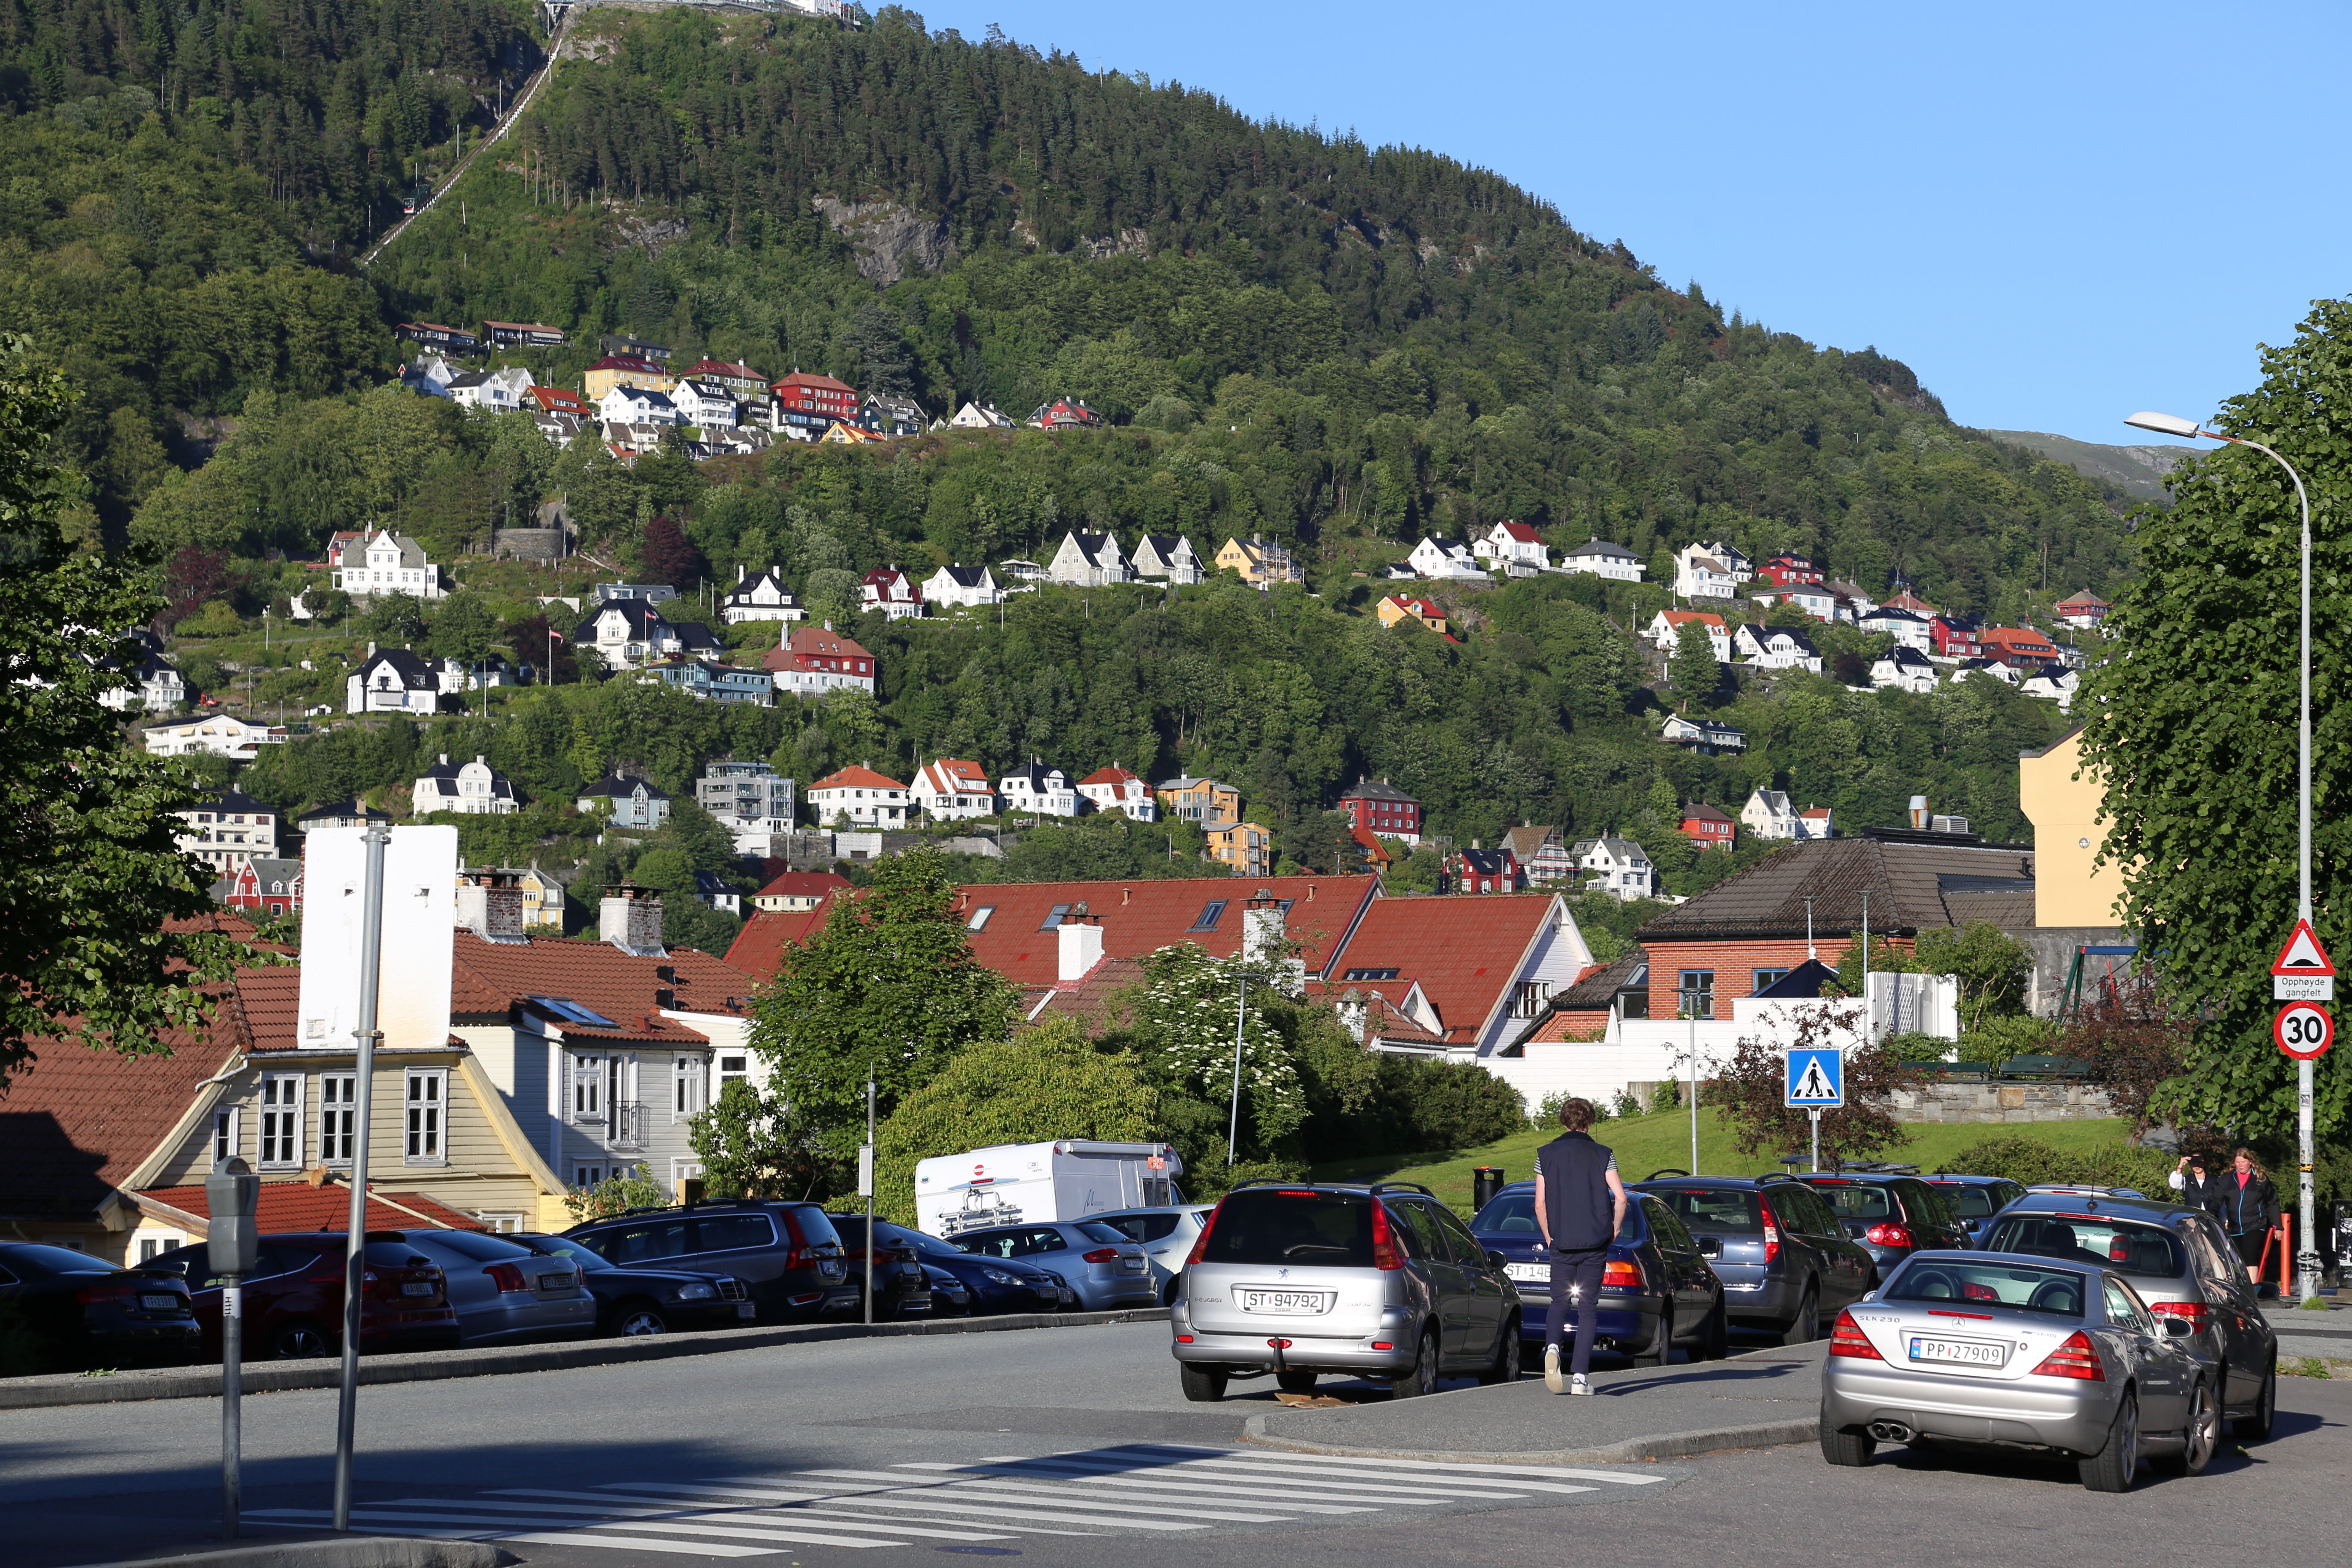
[574,1165,606,1188]
[1341,967,1401,982]
[138,1235,181,1262]
[717,1054,749,1093]
[672,1056,699,1118]
[1753,968,1790,992]
[212,1106,239,1161]
[1040,903,1072,930]
[1677,970,1715,1020]
[1510,981,1552,1019]
[404,1070,445,1164]
[690,1214,777,1255]
[257,1075,303,1168]
[1189,900,1228,931]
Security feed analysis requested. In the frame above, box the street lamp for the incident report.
[1227,969,1265,1166]
[2124,410,2318,1304]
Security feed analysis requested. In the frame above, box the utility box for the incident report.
[206,1156,260,1276]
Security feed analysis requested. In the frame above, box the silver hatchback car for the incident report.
[1090,1204,1218,1304]
[1170,1181,1520,1400]
[1821,1250,2213,1491]
[401,1229,599,1347]
[951,1221,1158,1311]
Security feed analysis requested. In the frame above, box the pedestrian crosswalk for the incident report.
[249,1443,1673,1556]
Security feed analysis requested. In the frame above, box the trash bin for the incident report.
[1472,1167,1505,1214]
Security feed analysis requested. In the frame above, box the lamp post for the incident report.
[1227,970,1264,1166]
[2125,410,2318,1305]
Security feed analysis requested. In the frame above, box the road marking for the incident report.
[1130,1443,1672,1485]
[791,1469,1302,1524]
[614,1481,1215,1532]
[891,1461,1395,1511]
[248,1507,901,1548]
[478,1492,1017,1542]
[1112,1447,1606,1495]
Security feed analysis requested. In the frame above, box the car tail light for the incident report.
[2030,1332,2106,1381]
[1184,1201,1225,1268]
[484,1262,531,1293]
[1370,1340,1394,1351]
[1828,1309,1882,1360]
[2151,1300,2211,1331]
[1864,1222,1914,1248]
[1602,1259,1643,1290]
[1371,1201,1404,1271]
[75,1282,137,1306]
[1758,1197,1781,1264]
[1175,1334,1195,1343]
[1081,1248,1121,1264]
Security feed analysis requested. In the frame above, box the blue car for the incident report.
[1468,1181,1728,1364]
[867,1219,1069,1315]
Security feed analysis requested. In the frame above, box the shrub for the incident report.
[1937,1135,2174,1193]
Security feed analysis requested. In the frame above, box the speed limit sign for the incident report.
[2275,1001,2333,1060]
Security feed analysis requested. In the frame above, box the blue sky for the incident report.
[915,1,2347,446]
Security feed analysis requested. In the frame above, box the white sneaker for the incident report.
[1543,1342,1565,1394]
[1571,1373,1592,1396]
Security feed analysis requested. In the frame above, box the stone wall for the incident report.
[1890,1080,2115,1124]
[490,527,571,561]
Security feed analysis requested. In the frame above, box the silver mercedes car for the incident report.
[1820,1250,2214,1492]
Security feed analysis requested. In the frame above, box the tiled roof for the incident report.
[775,371,855,393]
[723,906,828,973]
[1337,777,1419,804]
[808,765,906,791]
[769,627,873,666]
[236,966,303,1051]
[1556,952,1646,1008]
[1635,835,2034,942]
[1077,766,1144,788]
[579,772,672,801]
[756,870,850,899]
[445,931,757,1042]
[1313,893,1565,1046]
[1682,804,1736,824]
[917,759,994,794]
[1659,610,1727,629]
[1497,521,1544,542]
[1026,954,1148,1030]
[1502,825,1561,861]
[132,1182,487,1232]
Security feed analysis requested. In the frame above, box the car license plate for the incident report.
[1908,1335,2007,1368]
[819,1261,843,1277]
[138,1294,180,1311]
[736,1302,756,1320]
[1119,1258,1147,1273]
[401,1282,435,1298]
[1505,1262,1551,1283]
[538,1273,573,1292]
[1239,1289,1331,1314]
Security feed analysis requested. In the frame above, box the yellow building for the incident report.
[583,356,677,402]
[1207,821,1274,878]
[2018,724,2128,927]
[1215,535,1303,585]
[1154,775,1242,827]
[1375,594,1450,635]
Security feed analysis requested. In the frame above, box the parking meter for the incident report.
[206,1155,257,1539]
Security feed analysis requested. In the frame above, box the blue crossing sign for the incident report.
[1785,1046,1845,1108]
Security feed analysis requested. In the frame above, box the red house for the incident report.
[1929,616,1982,659]
[764,625,876,695]
[772,371,859,435]
[1451,844,1522,894]
[1979,626,2061,668]
[1758,554,1825,587]
[1337,777,1424,844]
[1679,803,1736,851]
[212,858,303,916]
[1028,397,1105,430]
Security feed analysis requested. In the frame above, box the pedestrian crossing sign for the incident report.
[1785,1046,1845,1108]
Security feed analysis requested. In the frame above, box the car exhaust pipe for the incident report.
[1866,1421,1915,1443]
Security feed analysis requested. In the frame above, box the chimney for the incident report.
[737,564,745,582]
[455,868,528,944]
[1909,795,1929,830]
[366,642,377,658]
[1056,904,1103,983]
[1242,887,1286,969]
[600,882,667,958]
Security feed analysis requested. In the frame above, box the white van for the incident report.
[915,1140,1186,1239]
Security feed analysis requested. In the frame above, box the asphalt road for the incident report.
[0,1320,2343,1568]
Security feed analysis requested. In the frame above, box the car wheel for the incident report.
[1479,1324,1523,1385]
[1819,1423,1876,1467]
[1391,1329,1440,1398]
[2236,1360,2277,1442]
[1632,1305,1673,1367]
[1695,1297,1730,1362]
[1783,1284,1819,1347]
[269,1320,332,1360]
[2165,1379,2218,1476]
[610,1301,669,1337]
[1276,1369,1318,1393]
[1179,1362,1227,1403]
[2078,1389,2141,1493]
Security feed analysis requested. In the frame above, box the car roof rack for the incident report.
[1368,1181,1436,1197]
[1837,1162,1922,1176]
[1756,1171,1807,1186]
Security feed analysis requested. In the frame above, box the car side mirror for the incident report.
[1487,1250,1509,1270]
[2161,1317,2195,1338]
[1696,1236,1723,1257]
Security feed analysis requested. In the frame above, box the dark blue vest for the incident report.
[1538,1131,1615,1252]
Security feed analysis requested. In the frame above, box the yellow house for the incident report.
[821,420,884,444]
[1376,594,1450,635]
[583,356,677,402]
[1207,821,1275,878]
[511,862,567,929]
[1154,775,1242,828]
[2019,725,2128,927]
[1215,535,1303,586]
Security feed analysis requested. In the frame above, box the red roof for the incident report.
[1077,765,1145,788]
[1660,610,1727,630]
[724,906,828,972]
[1312,894,1567,1047]
[757,870,851,900]
[681,359,764,381]
[774,371,855,394]
[2055,592,2110,610]
[1383,596,1444,618]
[132,1182,487,1233]
[1981,626,2059,655]
[809,764,908,792]
[438,931,756,1044]
[765,626,874,671]
[532,386,591,415]
[1498,522,1543,543]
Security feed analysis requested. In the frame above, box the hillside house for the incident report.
[641,658,775,706]
[695,761,795,832]
[946,401,1017,429]
[413,754,520,817]
[398,322,480,355]
[573,600,673,667]
[1156,775,1242,828]
[1733,623,1822,671]
[1980,626,2063,668]
[671,380,739,429]
[597,385,680,428]
[1216,535,1303,587]
[820,420,884,445]
[859,567,925,619]
[1076,764,1155,821]
[1000,760,1079,817]
[677,358,766,395]
[1028,397,1104,430]
[764,625,876,695]
[1870,645,1941,694]
[859,394,926,438]
[97,635,185,712]
[331,530,444,602]
[346,646,442,715]
[1741,789,1801,841]
[176,788,282,873]
[720,568,805,624]
[294,799,390,835]
[446,365,532,413]
[1758,554,1825,587]
[401,352,461,397]
[1453,844,1522,893]
[1130,534,1204,584]
[806,764,910,828]
[913,758,998,819]
[1659,714,1746,753]
[1750,585,1838,622]
[582,356,674,402]
[1575,836,1656,901]
[1859,604,1934,651]
[1930,616,1983,659]
[1207,821,1273,878]
[2021,666,2079,710]
[1673,542,1746,600]
[1047,531,1130,587]
[1474,521,1550,575]
[1647,609,1730,659]
[596,331,670,358]
[1502,824,1578,885]
[577,774,672,830]
[751,870,848,913]
[1375,595,1452,637]
[211,857,303,915]
[481,321,565,349]
[922,564,1002,609]
[1820,580,1875,622]
[1559,536,1644,581]
[1680,803,1736,851]
[2055,592,2111,629]
[772,371,858,438]
[1338,778,1423,844]
[1407,537,1485,581]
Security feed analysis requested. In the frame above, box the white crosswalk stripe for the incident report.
[247,1440,1663,1557]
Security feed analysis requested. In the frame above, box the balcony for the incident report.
[606,1102,649,1152]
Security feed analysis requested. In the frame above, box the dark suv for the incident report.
[1632,1174,1873,1343]
[1800,1173,1971,1272]
[823,1215,938,1319]
[564,1201,859,1322]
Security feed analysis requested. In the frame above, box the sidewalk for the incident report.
[1245,1342,1828,1464]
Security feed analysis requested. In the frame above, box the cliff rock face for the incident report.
[813,196,953,285]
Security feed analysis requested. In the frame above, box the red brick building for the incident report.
[1679,803,1736,851]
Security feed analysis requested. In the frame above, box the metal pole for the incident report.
[863,1070,875,1327]
[221,1271,241,1538]
[1859,891,1872,1045]
[331,822,390,1532]
[1810,1108,1821,1175]
[1688,1012,1699,1176]
[1227,974,1248,1165]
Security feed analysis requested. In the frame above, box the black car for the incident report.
[143,1233,459,1359]
[1469,1181,1727,1364]
[0,1242,200,1371]
[921,1263,973,1316]
[864,1219,1067,1315]
[821,1215,937,1319]
[1922,1174,2030,1245]
[1633,1174,1874,1343]
[563,1200,860,1323]
[1800,1173,1972,1273]
[511,1233,755,1337]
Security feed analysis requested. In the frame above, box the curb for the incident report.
[68,1537,514,1568]
[0,1308,1170,1411]
[1239,1412,1820,1465]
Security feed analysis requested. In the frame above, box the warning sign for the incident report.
[2272,919,2335,976]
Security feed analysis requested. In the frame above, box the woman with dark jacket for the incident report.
[2167,1154,2224,1219]
[2214,1148,2280,1280]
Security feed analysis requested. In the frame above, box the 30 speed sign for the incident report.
[2275,1001,2334,1060]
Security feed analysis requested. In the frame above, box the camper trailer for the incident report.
[915,1140,1185,1239]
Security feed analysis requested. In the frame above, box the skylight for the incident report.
[968,906,995,932]
[1041,903,1072,931]
[1189,900,1228,932]
[526,996,620,1029]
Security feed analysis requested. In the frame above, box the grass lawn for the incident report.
[1308,1112,2137,1214]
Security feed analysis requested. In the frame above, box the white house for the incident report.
[96,635,184,712]
[1647,609,1730,660]
[806,764,909,828]
[1559,537,1643,582]
[1659,714,1747,753]
[1733,623,1823,671]
[720,568,805,624]
[597,385,681,427]
[413,754,520,817]
[1859,605,1934,652]
[1046,531,1130,587]
[1751,585,1837,622]
[671,380,738,430]
[1870,645,1941,694]
[859,568,925,620]
[1741,788,1802,841]
[998,760,1078,817]
[1130,534,1204,585]
[141,714,287,760]
[2021,666,2079,711]
[1473,521,1549,575]
[1076,764,1155,821]
[346,645,441,714]
[946,401,1017,429]
[1672,542,1743,601]
[768,626,876,696]
[401,353,460,397]
[922,564,1001,610]
[446,365,532,413]
[1572,836,1654,902]
[912,758,997,819]
[573,600,672,667]
[331,530,444,602]
[1408,537,1485,581]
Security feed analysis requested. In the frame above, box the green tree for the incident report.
[1911,921,2033,1033]
[0,336,247,1086]
[746,848,1023,1155]
[688,1079,833,1200]
[1124,943,1305,1158]
[1669,621,1719,711]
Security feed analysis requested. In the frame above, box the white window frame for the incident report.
[318,1072,358,1166]
[571,1053,606,1124]
[716,1054,750,1095]
[672,1055,700,1120]
[212,1105,240,1162]
[403,1069,447,1165]
[257,1073,304,1169]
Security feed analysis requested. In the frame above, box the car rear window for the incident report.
[1654,1188,1764,1234]
[1806,1180,1894,1219]
[0,1243,113,1275]
[778,1207,842,1250]
[1983,1215,2187,1277]
[1199,1191,1375,1267]
[1099,1213,1182,1243]
[1886,1260,2088,1317]
[1471,1191,1540,1234]
[1930,1183,2006,1219]
[1073,1222,1129,1245]
[521,1236,613,1271]
[362,1240,437,1267]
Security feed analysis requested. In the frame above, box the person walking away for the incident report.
[2168,1154,2223,1221]
[1531,1096,1628,1396]
[2216,1148,2280,1291]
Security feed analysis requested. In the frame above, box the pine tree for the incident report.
[1669,622,1720,710]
